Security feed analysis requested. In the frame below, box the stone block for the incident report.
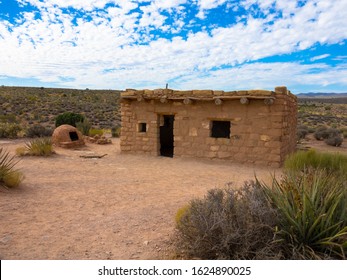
[217,138,230,145]
[210,145,219,152]
[192,90,213,96]
[217,151,231,158]
[201,121,210,129]
[247,90,272,96]
[189,127,198,136]
[205,151,217,158]
[213,90,224,96]
[260,135,270,141]
[275,86,288,94]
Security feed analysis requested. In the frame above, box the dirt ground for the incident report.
[1,136,345,260]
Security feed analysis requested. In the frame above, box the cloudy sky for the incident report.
[0,0,346,93]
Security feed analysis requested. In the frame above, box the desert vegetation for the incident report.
[297,98,347,146]
[16,138,55,157]
[0,86,121,138]
[175,150,347,260]
[0,148,24,188]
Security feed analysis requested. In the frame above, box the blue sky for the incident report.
[0,0,346,93]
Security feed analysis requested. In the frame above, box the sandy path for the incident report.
[0,139,278,260]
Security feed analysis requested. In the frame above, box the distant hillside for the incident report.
[0,86,121,129]
[297,92,347,98]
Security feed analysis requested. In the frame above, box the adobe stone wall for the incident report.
[120,87,297,167]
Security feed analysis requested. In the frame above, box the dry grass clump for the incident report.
[284,149,347,179]
[0,148,24,188]
[16,138,55,157]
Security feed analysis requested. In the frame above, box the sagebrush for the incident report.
[175,182,280,259]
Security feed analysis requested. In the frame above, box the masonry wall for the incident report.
[120,87,297,167]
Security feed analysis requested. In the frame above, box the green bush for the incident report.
[55,112,84,128]
[0,123,22,138]
[0,148,24,188]
[259,170,347,259]
[26,124,53,138]
[175,182,280,259]
[17,138,54,157]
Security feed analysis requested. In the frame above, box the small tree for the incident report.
[55,112,84,128]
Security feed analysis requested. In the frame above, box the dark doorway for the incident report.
[69,131,79,141]
[160,115,174,157]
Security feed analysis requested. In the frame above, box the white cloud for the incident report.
[152,0,187,10]
[0,0,347,91]
[196,0,228,18]
[18,0,113,11]
[310,54,330,62]
[170,62,347,93]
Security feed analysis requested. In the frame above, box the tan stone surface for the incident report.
[121,87,297,166]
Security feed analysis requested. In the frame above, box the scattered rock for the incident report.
[0,235,12,244]
[85,135,112,145]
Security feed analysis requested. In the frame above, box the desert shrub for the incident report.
[314,127,341,140]
[111,126,121,137]
[0,114,17,123]
[325,135,343,147]
[26,124,53,138]
[259,170,347,259]
[0,123,22,138]
[0,148,24,188]
[284,149,347,179]
[324,105,332,111]
[175,182,280,260]
[313,127,343,147]
[76,118,91,136]
[297,125,309,140]
[89,128,104,137]
[17,138,54,157]
[55,112,84,128]
[314,126,329,140]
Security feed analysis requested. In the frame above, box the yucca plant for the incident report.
[0,148,23,188]
[258,170,347,259]
[17,137,54,156]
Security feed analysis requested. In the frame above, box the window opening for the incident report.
[211,121,230,138]
[138,123,147,132]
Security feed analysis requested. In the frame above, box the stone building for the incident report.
[120,86,297,167]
